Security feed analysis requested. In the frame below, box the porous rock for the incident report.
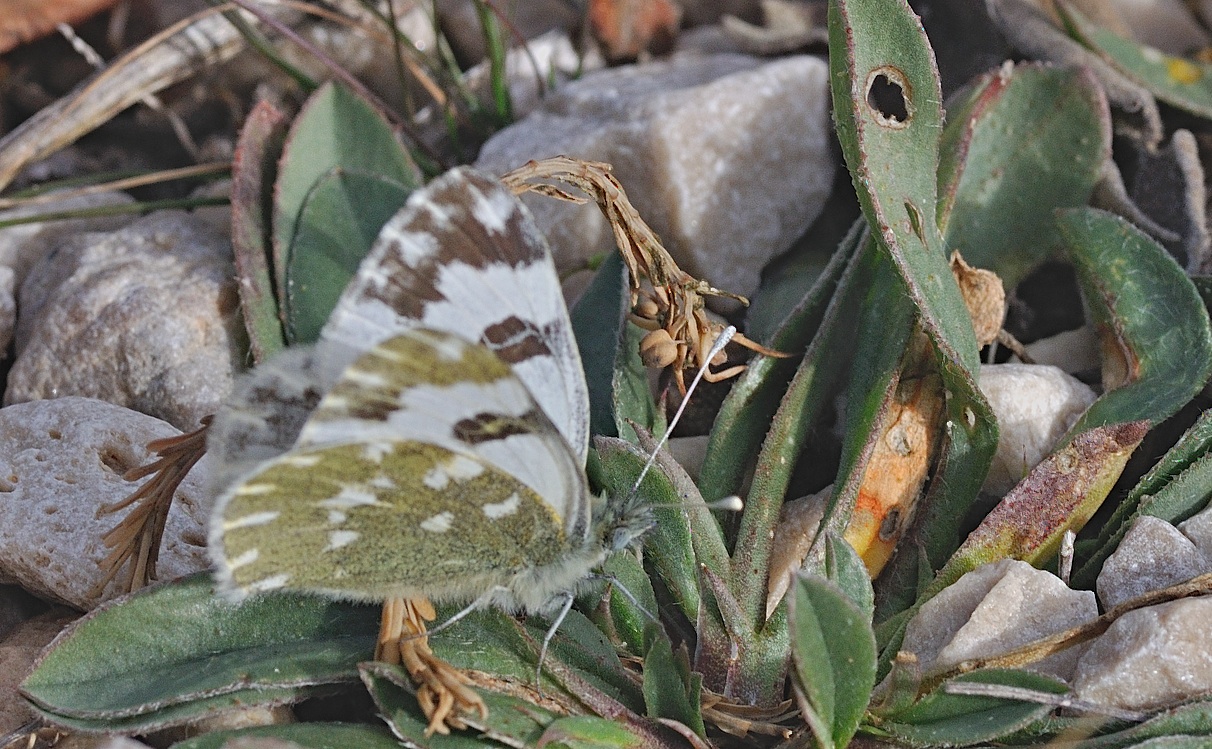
[901,559,1097,681]
[978,363,1097,495]
[475,53,834,299]
[1074,597,1212,711]
[1097,515,1210,610]
[0,397,211,609]
[5,210,244,431]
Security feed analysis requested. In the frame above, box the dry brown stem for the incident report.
[500,156,790,393]
[376,596,488,736]
[93,416,211,595]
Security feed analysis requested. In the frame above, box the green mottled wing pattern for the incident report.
[214,441,567,604]
[211,328,595,609]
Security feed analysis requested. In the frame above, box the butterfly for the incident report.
[208,167,652,617]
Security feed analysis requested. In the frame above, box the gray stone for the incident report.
[0,397,211,609]
[901,559,1097,681]
[1098,516,1210,610]
[5,210,244,431]
[0,265,12,358]
[978,364,1097,496]
[1074,597,1212,711]
[0,191,135,288]
[475,53,834,299]
[1177,503,1212,562]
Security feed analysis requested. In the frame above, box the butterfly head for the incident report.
[591,488,656,555]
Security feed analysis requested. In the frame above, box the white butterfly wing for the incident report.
[299,329,591,543]
[315,167,589,464]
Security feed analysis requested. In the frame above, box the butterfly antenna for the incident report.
[535,592,576,692]
[630,325,736,496]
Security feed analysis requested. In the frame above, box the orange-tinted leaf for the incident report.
[588,0,681,61]
[0,0,121,54]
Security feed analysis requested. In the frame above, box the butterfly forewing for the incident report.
[297,329,589,539]
[213,440,571,603]
[315,168,589,463]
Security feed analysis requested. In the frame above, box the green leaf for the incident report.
[170,722,402,749]
[613,321,661,443]
[788,574,877,749]
[273,81,421,304]
[597,550,659,656]
[815,242,915,562]
[699,218,863,503]
[1061,698,1212,748]
[829,0,999,626]
[22,574,376,727]
[537,715,647,748]
[427,607,642,711]
[284,168,413,343]
[1060,2,1212,120]
[571,251,630,440]
[1059,208,1212,434]
[229,99,289,363]
[870,669,1068,748]
[822,532,874,622]
[593,437,708,622]
[642,624,705,736]
[938,63,1111,288]
[829,0,976,369]
[362,660,555,748]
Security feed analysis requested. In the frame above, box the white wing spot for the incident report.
[247,574,290,593]
[482,492,521,519]
[341,367,389,388]
[228,548,259,569]
[325,530,359,551]
[396,229,440,265]
[424,454,484,490]
[238,483,278,496]
[446,454,484,481]
[470,185,515,235]
[420,511,455,533]
[224,510,280,530]
[328,510,347,524]
[282,454,322,468]
[369,475,397,490]
[419,196,457,228]
[363,442,394,462]
[423,466,450,490]
[319,486,379,509]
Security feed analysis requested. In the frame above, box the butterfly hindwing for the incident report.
[211,329,595,605]
[213,440,571,604]
[315,167,589,462]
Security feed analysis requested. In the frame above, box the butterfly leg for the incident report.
[376,596,487,736]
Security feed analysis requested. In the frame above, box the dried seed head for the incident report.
[640,328,679,368]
